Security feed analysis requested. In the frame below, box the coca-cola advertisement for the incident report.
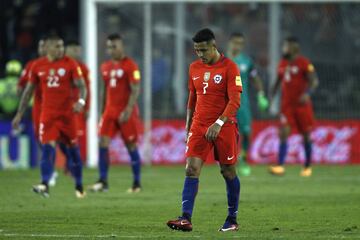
[108,120,360,165]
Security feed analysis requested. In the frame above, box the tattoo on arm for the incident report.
[74,78,87,101]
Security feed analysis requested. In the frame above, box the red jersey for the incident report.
[101,57,140,115]
[72,60,90,112]
[30,56,83,113]
[188,55,242,126]
[277,55,315,107]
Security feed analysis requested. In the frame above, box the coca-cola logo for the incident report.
[250,126,357,164]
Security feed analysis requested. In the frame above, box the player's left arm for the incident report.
[72,64,87,113]
[299,61,319,104]
[205,62,242,141]
[119,63,141,123]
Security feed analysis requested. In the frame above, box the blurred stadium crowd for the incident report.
[1,1,360,120]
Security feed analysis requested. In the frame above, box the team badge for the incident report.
[49,69,55,76]
[58,68,66,76]
[110,70,116,77]
[117,69,124,77]
[213,74,222,84]
[204,72,210,82]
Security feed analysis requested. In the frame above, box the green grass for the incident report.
[0,165,359,239]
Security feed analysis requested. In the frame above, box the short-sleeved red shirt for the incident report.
[188,55,242,126]
[277,55,315,108]
[101,57,141,115]
[19,58,43,110]
[29,56,83,113]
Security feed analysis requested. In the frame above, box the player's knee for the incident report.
[126,142,137,151]
[185,164,200,177]
[221,166,237,179]
[279,127,289,141]
[99,137,110,148]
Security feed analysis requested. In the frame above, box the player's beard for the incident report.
[282,53,291,59]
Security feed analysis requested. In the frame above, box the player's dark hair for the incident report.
[192,28,215,43]
[285,36,299,43]
[107,33,122,41]
[230,32,244,39]
[45,34,62,42]
[66,39,80,46]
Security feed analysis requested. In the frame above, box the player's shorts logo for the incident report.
[204,72,210,82]
[58,68,66,76]
[213,74,222,84]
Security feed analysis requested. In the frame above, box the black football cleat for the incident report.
[32,184,49,198]
[219,216,239,232]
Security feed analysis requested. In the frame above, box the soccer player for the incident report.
[12,35,87,198]
[17,38,60,186]
[63,40,91,172]
[89,33,142,193]
[167,28,242,232]
[227,32,269,176]
[269,36,319,177]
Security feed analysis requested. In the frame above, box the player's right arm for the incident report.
[12,82,35,130]
[185,68,196,143]
[99,63,108,115]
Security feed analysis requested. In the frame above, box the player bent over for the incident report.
[167,29,242,232]
[12,35,87,198]
[89,33,142,193]
[269,36,319,177]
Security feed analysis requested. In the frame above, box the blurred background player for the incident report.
[89,33,142,193]
[12,35,87,198]
[0,60,22,119]
[167,28,242,232]
[269,36,319,177]
[227,32,269,176]
[63,40,91,173]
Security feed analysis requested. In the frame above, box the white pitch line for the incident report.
[0,233,204,239]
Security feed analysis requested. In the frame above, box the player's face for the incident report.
[107,39,124,60]
[194,41,216,64]
[38,40,46,56]
[47,39,65,59]
[282,41,296,59]
[228,37,245,56]
[66,45,81,59]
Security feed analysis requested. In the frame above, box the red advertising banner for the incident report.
[108,119,360,165]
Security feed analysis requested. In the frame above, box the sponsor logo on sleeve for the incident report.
[77,66,83,76]
[235,75,242,86]
[133,70,141,80]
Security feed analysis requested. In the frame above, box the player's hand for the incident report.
[299,93,310,105]
[12,113,22,131]
[118,107,132,123]
[205,123,222,142]
[257,92,269,112]
[73,102,84,113]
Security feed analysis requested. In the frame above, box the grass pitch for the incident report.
[0,165,359,239]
